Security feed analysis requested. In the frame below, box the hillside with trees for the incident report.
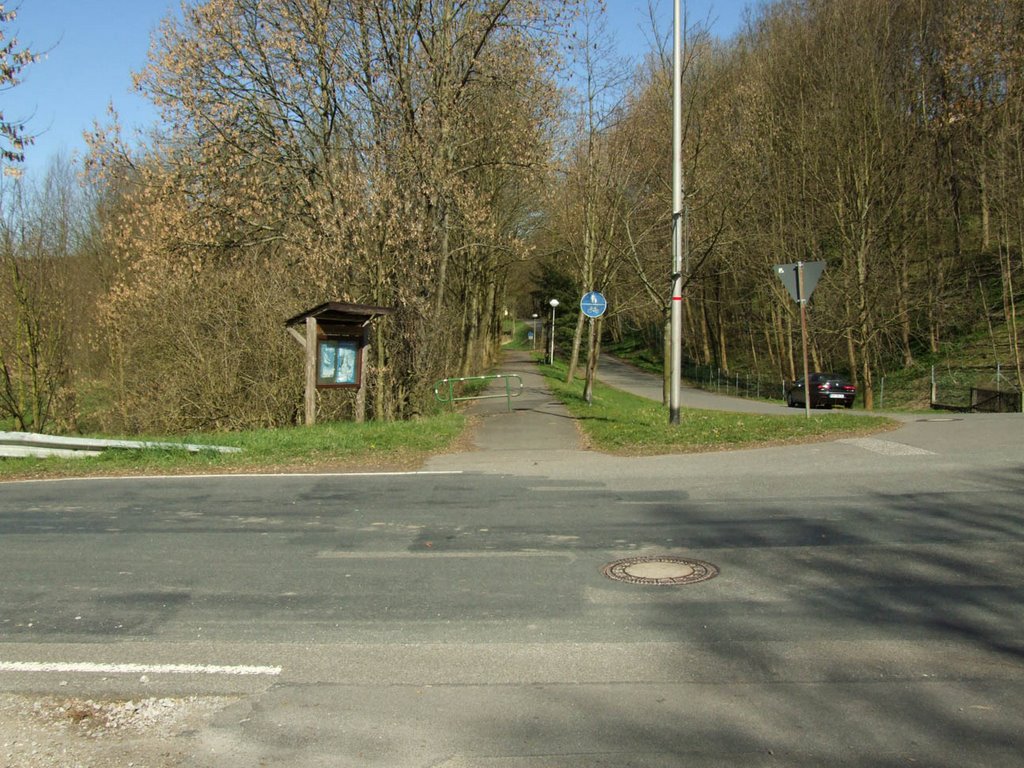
[540,0,1023,411]
[1,0,1021,435]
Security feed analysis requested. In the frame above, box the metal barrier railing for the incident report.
[433,374,524,412]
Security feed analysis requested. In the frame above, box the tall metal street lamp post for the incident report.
[531,313,539,349]
[548,299,559,365]
[669,0,686,425]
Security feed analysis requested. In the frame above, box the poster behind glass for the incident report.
[318,339,358,386]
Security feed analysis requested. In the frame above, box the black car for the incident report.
[786,372,856,409]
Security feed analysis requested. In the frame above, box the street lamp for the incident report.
[531,313,539,349]
[548,299,559,365]
[669,0,685,425]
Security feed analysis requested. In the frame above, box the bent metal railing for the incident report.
[433,374,524,412]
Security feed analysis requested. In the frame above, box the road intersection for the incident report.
[1,352,1022,766]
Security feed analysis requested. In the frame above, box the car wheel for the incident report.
[787,395,796,407]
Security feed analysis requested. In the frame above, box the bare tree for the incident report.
[0,158,84,432]
[0,3,41,177]
[84,0,573,430]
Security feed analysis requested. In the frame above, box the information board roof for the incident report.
[285,302,395,328]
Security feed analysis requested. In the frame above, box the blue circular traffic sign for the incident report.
[580,291,607,318]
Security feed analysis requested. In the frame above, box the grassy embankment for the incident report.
[0,414,467,481]
[537,357,899,454]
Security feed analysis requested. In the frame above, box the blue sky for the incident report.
[5,0,751,181]
[5,0,179,179]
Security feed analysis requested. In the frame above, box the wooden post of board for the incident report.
[305,317,317,426]
[286,302,394,425]
[354,343,369,423]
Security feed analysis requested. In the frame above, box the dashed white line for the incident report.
[528,486,604,492]
[317,550,574,559]
[0,661,281,676]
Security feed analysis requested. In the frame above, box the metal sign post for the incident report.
[797,264,811,419]
[774,262,826,419]
[580,292,608,405]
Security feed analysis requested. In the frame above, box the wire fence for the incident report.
[680,362,1023,412]
[682,363,789,402]
[928,364,1023,412]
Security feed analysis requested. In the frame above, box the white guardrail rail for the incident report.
[0,431,242,459]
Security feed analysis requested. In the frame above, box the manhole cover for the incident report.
[602,555,719,586]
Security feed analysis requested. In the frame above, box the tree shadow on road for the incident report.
[451,464,1024,766]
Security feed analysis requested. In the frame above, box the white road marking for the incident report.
[2,471,463,485]
[0,661,281,676]
[528,486,604,492]
[317,550,574,559]
[838,438,935,456]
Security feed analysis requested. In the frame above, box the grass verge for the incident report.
[1,354,903,481]
[0,413,466,482]
[539,359,899,454]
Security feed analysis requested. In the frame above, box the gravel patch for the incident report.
[1,694,235,767]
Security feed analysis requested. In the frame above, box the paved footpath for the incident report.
[426,351,584,473]
[426,349,890,475]
[425,349,798,478]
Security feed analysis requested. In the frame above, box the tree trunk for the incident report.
[566,308,585,383]
[899,247,913,367]
[856,228,874,408]
[715,278,728,374]
[980,167,991,250]
[583,317,602,404]
[846,328,858,388]
[460,289,480,377]
[699,289,713,367]
[811,342,822,373]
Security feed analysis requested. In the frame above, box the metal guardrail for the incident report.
[0,431,242,459]
[433,374,524,412]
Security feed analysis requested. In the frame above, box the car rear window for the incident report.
[813,374,851,386]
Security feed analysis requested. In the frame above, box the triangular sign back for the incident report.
[773,261,826,303]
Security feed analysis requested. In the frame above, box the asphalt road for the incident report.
[596,355,791,414]
[1,354,1022,767]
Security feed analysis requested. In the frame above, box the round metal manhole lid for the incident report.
[602,555,719,586]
